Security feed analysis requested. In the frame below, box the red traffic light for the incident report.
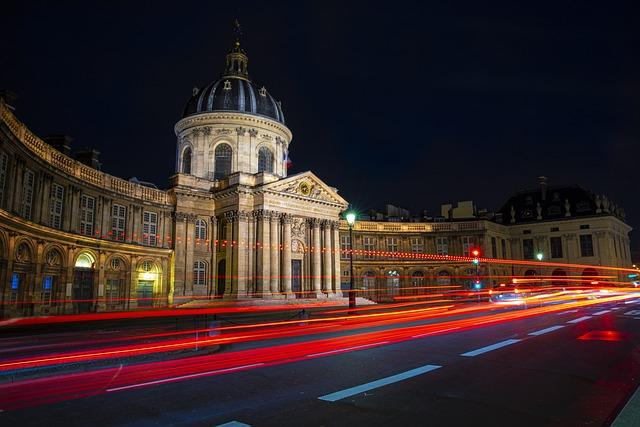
[471,249,480,257]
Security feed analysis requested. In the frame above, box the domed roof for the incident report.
[182,38,285,124]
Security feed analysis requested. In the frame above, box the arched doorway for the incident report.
[551,268,567,286]
[411,271,425,295]
[73,252,96,314]
[361,270,376,300]
[136,259,159,307]
[105,256,128,311]
[386,270,400,298]
[582,268,599,285]
[217,259,226,297]
[436,270,451,287]
[42,247,65,314]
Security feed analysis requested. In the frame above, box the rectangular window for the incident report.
[106,279,122,308]
[42,275,53,306]
[501,238,507,259]
[386,237,399,253]
[550,236,563,259]
[522,238,534,259]
[193,262,206,286]
[461,236,473,257]
[436,237,448,256]
[143,211,158,246]
[49,183,64,229]
[80,194,95,236]
[0,151,8,206]
[410,237,424,253]
[491,237,497,258]
[111,204,127,241]
[580,234,594,257]
[21,168,35,220]
[523,230,531,235]
[580,224,590,230]
[550,227,559,232]
[340,235,350,260]
[363,236,375,260]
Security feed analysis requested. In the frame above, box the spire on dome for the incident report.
[223,19,249,80]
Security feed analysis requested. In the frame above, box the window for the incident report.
[580,234,594,257]
[501,238,507,259]
[106,279,122,307]
[49,183,64,229]
[461,236,473,257]
[340,235,350,260]
[580,224,590,230]
[550,236,563,259]
[143,211,158,246]
[411,271,425,287]
[410,237,424,253]
[194,261,207,286]
[21,168,35,220]
[386,237,399,254]
[362,271,376,289]
[195,219,207,240]
[523,230,531,234]
[214,144,232,179]
[522,238,534,259]
[436,237,448,255]
[491,237,497,258]
[257,147,274,173]
[182,147,192,174]
[437,270,451,286]
[386,270,400,296]
[111,204,126,241]
[0,151,7,205]
[141,260,153,272]
[42,275,53,305]
[363,237,375,260]
[550,227,559,232]
[80,194,95,236]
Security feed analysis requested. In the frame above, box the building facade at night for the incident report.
[0,38,633,317]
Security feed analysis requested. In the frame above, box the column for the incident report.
[209,216,217,297]
[97,250,106,311]
[185,214,196,296]
[224,212,234,297]
[281,214,293,297]
[270,212,281,296]
[235,211,249,297]
[332,221,343,297]
[322,221,332,294]
[172,212,187,297]
[311,219,322,296]
[257,211,271,296]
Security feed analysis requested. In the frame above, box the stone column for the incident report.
[209,216,217,297]
[281,214,293,297]
[224,213,234,296]
[234,211,249,298]
[270,212,281,296]
[185,213,196,296]
[257,211,271,296]
[97,250,106,311]
[322,221,332,294]
[311,219,322,296]
[332,221,343,297]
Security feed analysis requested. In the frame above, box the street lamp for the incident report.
[536,252,544,261]
[345,210,357,311]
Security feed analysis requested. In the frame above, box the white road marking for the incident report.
[106,363,264,392]
[557,310,579,315]
[460,339,521,357]
[216,422,251,427]
[318,364,441,402]
[306,342,388,358]
[593,310,611,315]
[528,325,565,336]
[624,300,637,304]
[624,310,640,316]
[567,316,592,324]
[412,326,460,338]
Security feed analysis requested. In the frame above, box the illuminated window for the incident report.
[194,260,207,286]
[141,260,153,272]
[386,270,400,296]
[195,219,207,241]
[214,144,232,180]
[340,235,350,260]
[80,194,95,236]
[257,147,274,173]
[110,257,123,271]
[182,147,192,174]
[0,151,7,206]
[49,183,64,229]
[410,237,424,253]
[111,204,126,241]
[21,168,35,220]
[143,211,158,246]
[436,237,448,256]
[363,237,375,260]
[42,275,53,305]
[386,237,399,255]
[75,253,95,268]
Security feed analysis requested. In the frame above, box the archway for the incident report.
[386,270,400,298]
[136,259,159,307]
[73,252,96,314]
[551,268,567,286]
[582,268,599,285]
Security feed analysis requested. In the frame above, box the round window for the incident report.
[141,260,153,272]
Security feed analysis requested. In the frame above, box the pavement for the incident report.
[1,298,640,426]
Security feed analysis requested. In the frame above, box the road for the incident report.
[1,295,640,426]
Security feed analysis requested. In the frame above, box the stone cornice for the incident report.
[174,112,292,142]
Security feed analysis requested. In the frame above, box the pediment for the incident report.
[262,171,348,206]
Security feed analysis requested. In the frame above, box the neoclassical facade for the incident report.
[0,36,633,317]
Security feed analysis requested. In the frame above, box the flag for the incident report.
[283,149,292,168]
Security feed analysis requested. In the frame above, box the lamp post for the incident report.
[472,249,480,302]
[345,211,357,311]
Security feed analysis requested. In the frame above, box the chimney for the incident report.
[43,134,74,156]
[539,176,548,201]
[76,148,102,171]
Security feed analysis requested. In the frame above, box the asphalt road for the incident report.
[2,299,640,426]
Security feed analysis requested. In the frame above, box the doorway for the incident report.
[291,260,302,297]
[73,268,94,313]
[217,259,226,297]
[137,281,154,307]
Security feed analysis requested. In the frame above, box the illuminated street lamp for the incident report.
[345,210,357,311]
[536,252,544,261]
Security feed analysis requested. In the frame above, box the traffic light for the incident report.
[474,280,482,290]
[471,249,480,257]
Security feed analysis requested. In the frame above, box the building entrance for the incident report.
[291,260,302,297]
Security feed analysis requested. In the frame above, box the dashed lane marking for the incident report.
[318,364,442,402]
[528,325,565,336]
[593,310,611,315]
[624,310,640,316]
[460,339,521,357]
[567,316,592,324]
[557,310,579,315]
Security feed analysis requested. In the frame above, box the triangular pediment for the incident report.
[262,171,348,206]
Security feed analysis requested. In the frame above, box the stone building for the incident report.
[339,178,632,301]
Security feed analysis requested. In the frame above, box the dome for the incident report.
[182,38,285,124]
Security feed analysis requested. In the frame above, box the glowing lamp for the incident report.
[345,211,357,227]
[536,252,544,261]
[472,258,479,265]
[472,249,480,257]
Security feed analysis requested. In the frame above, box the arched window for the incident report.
[258,147,274,173]
[182,147,192,174]
[214,144,232,179]
[437,270,450,287]
[195,219,207,240]
[194,261,207,286]
[411,271,425,287]
[386,270,400,296]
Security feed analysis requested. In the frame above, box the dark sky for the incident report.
[3,2,639,246]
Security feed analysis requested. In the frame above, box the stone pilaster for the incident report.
[256,210,272,296]
[332,221,343,297]
[322,221,332,294]
[311,218,322,295]
[270,212,281,295]
[281,214,293,297]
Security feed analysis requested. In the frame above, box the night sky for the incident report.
[3,2,639,248]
